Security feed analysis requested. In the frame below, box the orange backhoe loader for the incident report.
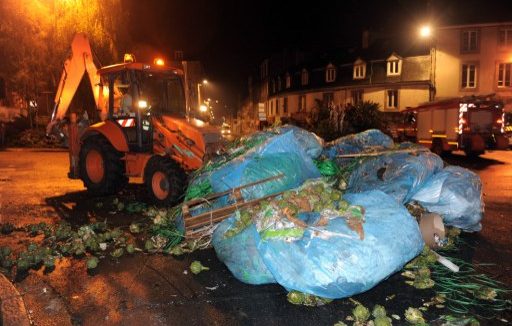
[48,33,222,205]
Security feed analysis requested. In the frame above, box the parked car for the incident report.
[220,122,233,140]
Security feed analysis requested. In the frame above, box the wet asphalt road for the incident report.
[0,149,511,325]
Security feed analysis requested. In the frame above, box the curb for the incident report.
[0,274,30,326]
[2,147,67,153]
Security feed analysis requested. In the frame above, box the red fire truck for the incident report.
[405,95,508,156]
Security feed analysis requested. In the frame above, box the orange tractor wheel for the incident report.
[144,156,186,206]
[79,135,128,195]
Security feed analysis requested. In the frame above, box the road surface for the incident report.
[0,149,511,325]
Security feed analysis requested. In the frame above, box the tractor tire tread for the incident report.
[144,156,186,206]
[79,135,127,195]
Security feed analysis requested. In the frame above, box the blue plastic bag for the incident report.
[254,190,424,298]
[212,188,424,299]
[323,129,394,159]
[347,151,443,204]
[279,125,324,158]
[411,166,483,232]
[212,217,275,284]
[200,130,320,200]
[179,129,321,231]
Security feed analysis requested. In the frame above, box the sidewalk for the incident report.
[2,147,67,152]
[0,274,30,326]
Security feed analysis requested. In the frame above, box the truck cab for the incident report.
[409,96,508,156]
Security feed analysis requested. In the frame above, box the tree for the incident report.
[0,0,129,103]
[342,101,384,135]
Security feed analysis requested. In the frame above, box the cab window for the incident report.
[138,73,185,117]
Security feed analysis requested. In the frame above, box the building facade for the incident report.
[433,22,512,110]
[264,53,432,123]
[239,21,512,134]
[244,49,432,129]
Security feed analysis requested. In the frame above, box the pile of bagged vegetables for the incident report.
[1,125,508,325]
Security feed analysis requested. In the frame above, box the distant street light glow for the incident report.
[197,80,209,112]
[199,104,208,112]
[420,25,432,38]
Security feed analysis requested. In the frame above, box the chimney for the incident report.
[362,30,369,49]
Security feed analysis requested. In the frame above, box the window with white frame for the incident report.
[461,64,477,88]
[353,59,366,79]
[498,63,512,88]
[498,28,512,46]
[461,30,479,53]
[285,73,291,88]
[301,69,309,85]
[387,60,401,76]
[326,64,336,82]
[298,95,306,112]
[351,89,363,105]
[387,90,398,109]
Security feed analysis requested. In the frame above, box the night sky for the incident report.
[125,0,512,110]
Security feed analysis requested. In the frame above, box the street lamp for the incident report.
[419,25,431,38]
[197,79,208,111]
[419,24,436,100]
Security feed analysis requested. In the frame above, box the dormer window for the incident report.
[301,69,309,85]
[387,54,402,76]
[285,73,291,88]
[353,58,366,79]
[326,63,336,83]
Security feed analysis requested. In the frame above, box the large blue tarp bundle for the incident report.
[347,151,444,204]
[411,166,484,232]
[279,125,324,158]
[178,128,322,230]
[212,188,424,299]
[207,129,321,201]
[322,129,394,160]
[189,127,483,300]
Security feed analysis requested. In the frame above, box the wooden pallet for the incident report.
[182,174,284,238]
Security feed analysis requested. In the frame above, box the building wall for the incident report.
[400,86,431,109]
[435,23,512,107]
[264,85,430,121]
[363,88,384,108]
[181,61,205,114]
[287,95,298,116]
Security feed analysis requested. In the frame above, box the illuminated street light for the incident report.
[197,79,208,111]
[419,25,432,38]
[199,104,208,112]
[418,24,436,98]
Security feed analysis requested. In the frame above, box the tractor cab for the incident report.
[97,60,186,153]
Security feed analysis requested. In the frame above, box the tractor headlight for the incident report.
[138,100,148,109]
